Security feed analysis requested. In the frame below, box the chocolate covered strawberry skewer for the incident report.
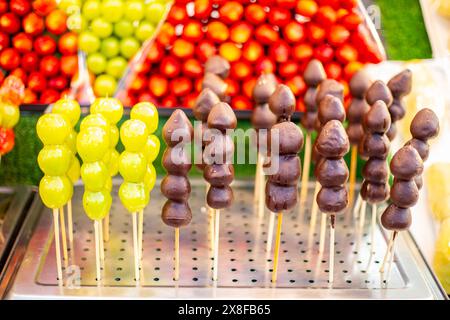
[386,70,412,141]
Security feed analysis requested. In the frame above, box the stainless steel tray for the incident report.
[4,180,446,299]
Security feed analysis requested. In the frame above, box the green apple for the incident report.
[101,0,124,23]
[114,20,134,38]
[81,0,101,21]
[91,18,113,39]
[120,37,140,59]
[124,1,144,21]
[106,57,128,79]
[101,37,120,58]
[79,31,100,53]
[87,53,107,75]
[145,2,165,25]
[135,21,155,42]
[94,75,117,97]
[59,0,82,15]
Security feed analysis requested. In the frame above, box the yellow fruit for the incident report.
[426,162,450,222]
[0,102,20,129]
[37,145,72,176]
[65,129,77,154]
[143,134,160,163]
[104,177,113,192]
[67,157,81,184]
[81,161,109,191]
[90,97,123,124]
[39,175,73,209]
[120,119,148,152]
[109,125,119,147]
[130,102,158,133]
[76,127,109,162]
[119,182,148,213]
[80,113,110,133]
[83,189,112,220]
[144,163,156,191]
[37,114,71,145]
[118,151,146,182]
[108,149,120,176]
[433,219,450,294]
[52,98,81,127]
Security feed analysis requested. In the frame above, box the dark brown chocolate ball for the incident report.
[268,155,301,186]
[363,100,391,133]
[203,164,235,187]
[203,132,234,164]
[162,147,192,176]
[316,120,350,158]
[253,73,277,104]
[388,100,406,122]
[162,109,194,147]
[315,79,344,105]
[316,186,348,213]
[362,158,388,183]
[349,69,371,98]
[162,200,192,228]
[265,182,297,212]
[269,121,304,155]
[390,145,423,180]
[300,111,317,131]
[347,124,364,145]
[311,143,321,165]
[405,138,429,161]
[366,80,393,106]
[303,59,326,87]
[193,88,221,121]
[207,185,234,209]
[204,55,230,79]
[207,102,237,131]
[360,181,389,203]
[386,123,397,141]
[381,204,411,231]
[387,69,412,98]
[318,94,346,125]
[391,178,419,208]
[160,175,191,202]
[304,87,318,112]
[347,98,370,123]
[202,72,228,100]
[251,103,277,130]
[268,84,296,120]
[361,133,390,159]
[410,108,440,141]
[316,158,349,187]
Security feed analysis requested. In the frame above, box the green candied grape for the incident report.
[78,31,100,54]
[130,101,159,134]
[76,127,109,162]
[39,175,73,209]
[101,0,124,23]
[145,2,165,25]
[124,0,144,21]
[119,182,149,213]
[118,151,147,182]
[143,163,156,191]
[38,145,72,176]
[80,113,110,133]
[83,189,112,220]
[143,134,160,163]
[52,98,81,127]
[67,157,81,184]
[0,102,20,129]
[36,113,71,145]
[104,178,113,193]
[81,0,101,21]
[120,119,148,152]
[109,125,119,147]
[100,37,120,58]
[86,52,107,75]
[65,130,77,154]
[81,161,109,192]
[108,149,120,176]
[90,97,123,125]
[91,17,113,39]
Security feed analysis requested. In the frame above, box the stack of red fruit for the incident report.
[0,0,77,104]
[123,0,383,110]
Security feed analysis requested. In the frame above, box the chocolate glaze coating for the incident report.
[203,132,234,164]
[387,69,412,98]
[315,79,344,105]
[202,72,228,99]
[162,109,194,147]
[252,73,277,104]
[363,100,391,133]
[314,117,321,132]
[405,138,429,161]
[268,155,301,186]
[317,186,348,213]
[386,122,397,141]
[316,158,349,187]
[360,133,390,159]
[304,88,318,112]
[203,164,234,187]
[388,100,405,122]
[204,55,230,79]
[381,204,411,231]
[161,175,191,202]
[362,158,388,183]
[391,178,419,208]
[349,69,371,98]
[318,95,346,125]
[347,98,370,123]
[251,103,277,130]
[366,80,393,106]
[268,84,296,120]
[390,145,423,180]
[303,59,326,87]
[193,88,220,121]
[269,121,303,155]
[410,108,440,141]
[415,175,423,190]
[162,200,192,227]
[316,120,350,158]
[207,185,233,209]
[311,144,321,165]
[162,147,192,176]
[265,182,297,212]
[300,111,316,131]
[207,102,237,132]
[347,124,364,145]
[360,181,390,203]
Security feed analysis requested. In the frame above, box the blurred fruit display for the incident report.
[0,0,77,104]
[120,0,384,110]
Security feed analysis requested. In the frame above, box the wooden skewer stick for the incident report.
[309,182,321,233]
[103,212,110,242]
[94,220,101,282]
[266,211,276,253]
[299,132,312,208]
[67,200,73,249]
[174,227,180,281]
[99,218,105,271]
[385,235,397,283]
[370,204,377,254]
[258,155,265,219]
[319,212,327,253]
[329,214,336,285]
[348,146,358,208]
[271,212,283,284]
[212,209,220,281]
[380,231,397,273]
[353,194,362,219]
[358,200,367,233]
[59,207,69,267]
[52,209,63,285]
[132,213,140,282]
[254,153,261,213]
[138,209,144,260]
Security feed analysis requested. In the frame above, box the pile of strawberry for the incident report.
[0,0,77,104]
[123,0,383,110]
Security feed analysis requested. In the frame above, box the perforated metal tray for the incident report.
[4,180,446,299]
